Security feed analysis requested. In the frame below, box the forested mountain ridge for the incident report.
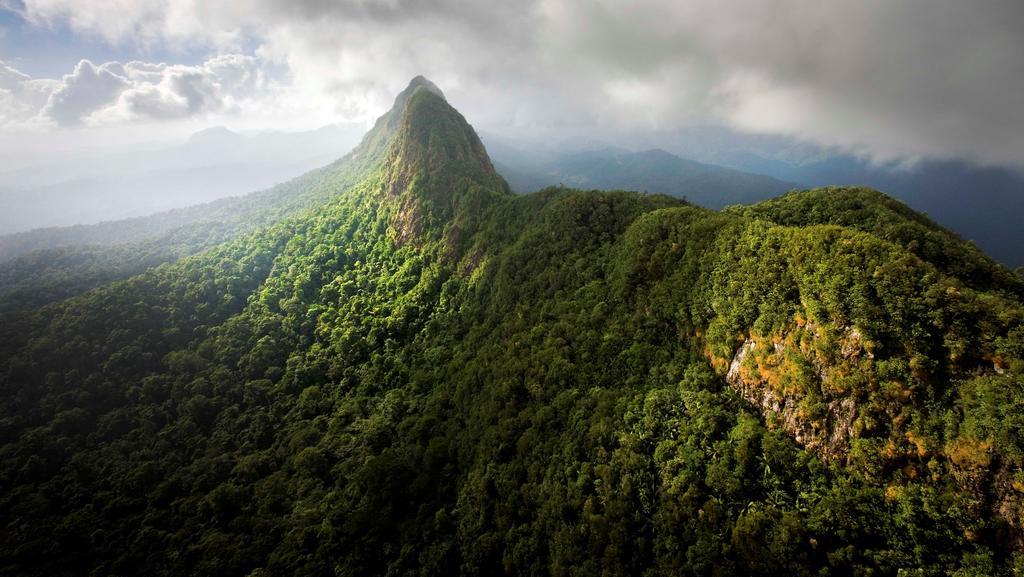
[1,77,1023,576]
[0,80,434,313]
[0,156,363,313]
[725,187,1024,296]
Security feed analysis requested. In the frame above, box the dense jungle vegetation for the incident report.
[1,77,1022,576]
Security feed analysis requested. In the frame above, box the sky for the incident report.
[2,0,1024,172]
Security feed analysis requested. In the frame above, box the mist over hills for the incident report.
[0,123,364,235]
[1,76,1024,576]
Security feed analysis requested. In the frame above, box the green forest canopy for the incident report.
[1,77,1023,576]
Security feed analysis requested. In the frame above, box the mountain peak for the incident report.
[187,126,244,145]
[377,78,509,246]
[382,79,505,196]
[332,75,509,248]
[385,76,446,131]
[404,75,445,100]
[344,76,448,166]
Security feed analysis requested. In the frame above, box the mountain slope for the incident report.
[726,186,1024,295]
[0,82,436,312]
[730,154,1024,268]
[0,162,359,312]
[1,78,1023,577]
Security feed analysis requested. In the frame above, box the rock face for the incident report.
[723,328,861,461]
[725,337,857,460]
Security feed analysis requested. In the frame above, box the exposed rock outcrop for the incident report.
[724,331,859,461]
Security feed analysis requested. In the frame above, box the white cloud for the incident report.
[0,60,59,126]
[0,55,275,127]
[98,55,270,123]
[41,59,129,125]
[17,0,219,47]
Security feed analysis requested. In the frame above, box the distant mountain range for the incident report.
[487,144,796,208]
[0,123,365,235]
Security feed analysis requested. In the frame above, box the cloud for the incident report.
[0,60,59,126]
[99,55,269,122]
[40,60,129,125]
[0,55,273,127]
[11,0,1024,166]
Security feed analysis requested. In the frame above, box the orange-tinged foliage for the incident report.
[885,484,904,501]
[903,464,920,480]
[705,344,729,373]
[946,437,994,470]
[906,430,932,459]
[882,439,901,460]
